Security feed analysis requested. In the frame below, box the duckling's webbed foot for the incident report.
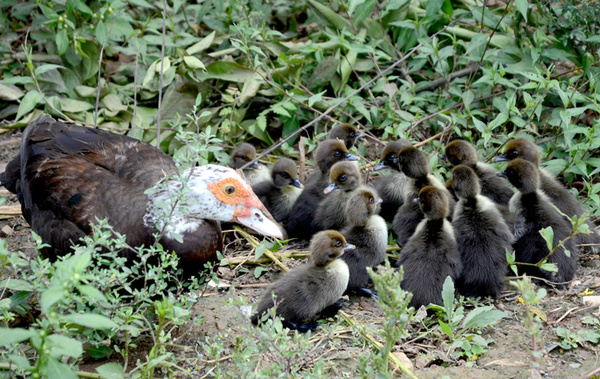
[283,320,320,333]
[318,298,344,319]
[355,287,378,299]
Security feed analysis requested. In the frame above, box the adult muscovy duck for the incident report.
[0,115,283,275]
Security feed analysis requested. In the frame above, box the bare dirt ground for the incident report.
[1,129,599,378]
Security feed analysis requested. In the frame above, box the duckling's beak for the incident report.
[497,171,507,178]
[439,153,447,161]
[493,154,508,163]
[324,182,338,194]
[234,207,284,239]
[412,197,419,204]
[345,153,359,161]
[356,132,366,140]
[291,178,303,189]
[344,243,356,252]
[373,161,388,171]
[250,161,260,169]
[376,198,383,205]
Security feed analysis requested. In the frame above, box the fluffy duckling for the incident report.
[495,138,599,252]
[451,165,513,298]
[251,230,353,331]
[372,139,412,222]
[314,161,362,232]
[229,142,270,185]
[499,159,577,283]
[328,123,365,149]
[341,187,388,296]
[395,186,462,309]
[442,140,514,205]
[251,158,303,224]
[286,140,358,240]
[392,146,455,247]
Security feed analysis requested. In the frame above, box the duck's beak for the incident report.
[345,153,358,161]
[373,161,388,171]
[291,178,303,189]
[344,243,356,252]
[324,182,338,194]
[493,154,508,163]
[234,207,283,239]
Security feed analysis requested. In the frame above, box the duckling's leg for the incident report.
[353,287,379,299]
[283,320,320,333]
[318,298,344,319]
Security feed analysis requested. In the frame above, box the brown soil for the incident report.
[1,129,599,378]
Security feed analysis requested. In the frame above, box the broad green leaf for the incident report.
[0,84,24,101]
[56,29,69,55]
[186,31,216,55]
[354,0,376,25]
[86,345,113,359]
[426,0,443,17]
[462,90,474,108]
[47,334,83,359]
[461,306,507,330]
[34,64,65,76]
[0,76,34,85]
[0,327,34,346]
[539,262,558,272]
[16,90,43,121]
[63,313,118,330]
[539,227,554,252]
[102,94,127,112]
[439,320,453,338]
[96,362,125,379]
[308,0,352,31]
[95,20,108,45]
[515,0,528,22]
[441,276,455,321]
[240,72,262,104]
[44,356,78,379]
[41,287,65,314]
[76,285,107,302]
[183,56,206,70]
[308,90,326,107]
[59,98,94,113]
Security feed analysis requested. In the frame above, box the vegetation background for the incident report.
[1,0,600,378]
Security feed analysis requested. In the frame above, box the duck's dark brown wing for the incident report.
[3,115,177,259]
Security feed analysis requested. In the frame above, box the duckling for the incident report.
[372,139,412,222]
[392,147,455,247]
[451,165,513,298]
[251,230,353,331]
[441,140,514,205]
[314,161,362,232]
[251,158,303,224]
[341,187,388,296]
[395,186,462,308]
[495,138,599,252]
[499,159,577,284]
[328,123,365,149]
[286,140,358,240]
[229,142,270,185]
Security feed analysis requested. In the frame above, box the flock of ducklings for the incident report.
[229,124,599,331]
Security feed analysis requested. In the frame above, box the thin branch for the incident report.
[156,0,168,148]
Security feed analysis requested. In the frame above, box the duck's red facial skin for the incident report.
[207,176,263,217]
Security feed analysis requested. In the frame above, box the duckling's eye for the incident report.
[369,197,374,203]
[389,154,397,161]
[224,186,236,195]
[339,175,347,182]
[349,131,355,138]
[333,151,342,158]
[335,240,342,247]
[281,172,289,179]
[507,150,519,159]
[241,156,248,161]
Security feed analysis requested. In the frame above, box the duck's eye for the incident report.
[507,150,519,159]
[224,186,236,195]
[335,240,342,247]
[339,175,347,182]
[369,197,374,203]
[350,131,355,138]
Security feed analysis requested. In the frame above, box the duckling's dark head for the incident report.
[417,186,449,220]
[494,138,541,167]
[328,123,365,149]
[451,165,480,199]
[272,158,303,189]
[442,140,478,167]
[309,230,355,267]
[230,142,259,169]
[498,158,540,194]
[397,146,430,179]
[324,161,361,194]
[314,140,358,174]
[345,186,382,227]
[373,139,412,171]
